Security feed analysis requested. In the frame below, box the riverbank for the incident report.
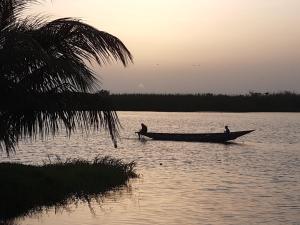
[110,92,300,112]
[0,156,137,222]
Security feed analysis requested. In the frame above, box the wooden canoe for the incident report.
[138,130,254,143]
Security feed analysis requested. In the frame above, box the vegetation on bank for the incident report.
[0,157,138,222]
[109,92,300,112]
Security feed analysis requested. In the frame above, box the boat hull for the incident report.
[140,130,254,143]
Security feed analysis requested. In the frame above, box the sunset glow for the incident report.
[29,0,300,93]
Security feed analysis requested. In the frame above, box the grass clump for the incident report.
[0,156,138,222]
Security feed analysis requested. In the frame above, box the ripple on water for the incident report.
[2,112,300,225]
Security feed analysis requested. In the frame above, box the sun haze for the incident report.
[29,0,300,94]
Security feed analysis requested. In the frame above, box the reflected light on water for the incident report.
[1,112,300,225]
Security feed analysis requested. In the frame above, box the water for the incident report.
[1,112,300,225]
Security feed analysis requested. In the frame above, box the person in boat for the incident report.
[224,126,230,135]
[138,123,148,139]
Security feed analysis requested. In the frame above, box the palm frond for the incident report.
[1,16,133,93]
[38,18,133,65]
[0,92,120,155]
[0,1,133,153]
[0,0,38,31]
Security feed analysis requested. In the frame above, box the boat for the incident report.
[137,130,254,143]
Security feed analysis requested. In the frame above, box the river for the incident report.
[1,112,300,225]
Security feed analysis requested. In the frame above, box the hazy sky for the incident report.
[30,0,300,94]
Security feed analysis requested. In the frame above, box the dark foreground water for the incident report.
[1,112,300,225]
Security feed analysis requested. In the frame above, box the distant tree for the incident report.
[0,0,133,154]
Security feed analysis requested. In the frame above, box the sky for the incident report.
[29,0,300,94]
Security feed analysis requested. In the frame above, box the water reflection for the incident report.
[1,112,300,225]
[2,184,134,225]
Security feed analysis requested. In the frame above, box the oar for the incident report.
[135,131,141,139]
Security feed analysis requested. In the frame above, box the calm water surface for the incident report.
[1,112,300,225]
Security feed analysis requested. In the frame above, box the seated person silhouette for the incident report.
[224,126,230,135]
[138,123,148,139]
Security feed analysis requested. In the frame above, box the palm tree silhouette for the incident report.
[0,0,133,154]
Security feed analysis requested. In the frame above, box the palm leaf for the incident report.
[0,1,133,153]
[0,0,38,30]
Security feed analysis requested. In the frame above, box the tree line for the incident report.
[108,92,300,112]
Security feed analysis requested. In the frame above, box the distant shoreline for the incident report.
[109,92,300,112]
